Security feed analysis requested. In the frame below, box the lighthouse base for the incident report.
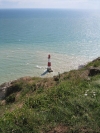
[47,68,53,73]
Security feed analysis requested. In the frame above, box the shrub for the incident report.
[6,94,15,103]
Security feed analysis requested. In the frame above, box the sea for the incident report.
[0,9,100,84]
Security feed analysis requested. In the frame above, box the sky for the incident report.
[0,0,100,10]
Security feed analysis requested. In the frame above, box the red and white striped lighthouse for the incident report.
[47,54,53,72]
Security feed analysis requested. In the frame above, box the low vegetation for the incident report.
[0,58,100,133]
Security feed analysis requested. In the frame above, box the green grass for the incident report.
[0,58,100,133]
[85,58,100,68]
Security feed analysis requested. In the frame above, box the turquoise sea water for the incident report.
[0,9,100,84]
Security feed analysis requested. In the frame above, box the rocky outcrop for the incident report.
[0,82,12,100]
[0,76,31,100]
[88,67,100,76]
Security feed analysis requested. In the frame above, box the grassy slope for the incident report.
[0,58,100,133]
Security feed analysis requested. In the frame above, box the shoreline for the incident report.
[0,52,93,85]
[0,57,100,100]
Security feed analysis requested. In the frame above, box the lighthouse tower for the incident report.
[47,54,53,72]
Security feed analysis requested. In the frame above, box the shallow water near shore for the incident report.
[0,47,95,84]
[0,9,100,84]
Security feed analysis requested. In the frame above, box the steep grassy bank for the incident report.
[0,58,100,133]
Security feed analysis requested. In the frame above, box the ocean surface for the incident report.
[0,9,100,84]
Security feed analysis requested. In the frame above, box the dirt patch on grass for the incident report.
[48,125,68,133]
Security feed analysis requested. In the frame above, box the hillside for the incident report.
[0,57,100,133]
